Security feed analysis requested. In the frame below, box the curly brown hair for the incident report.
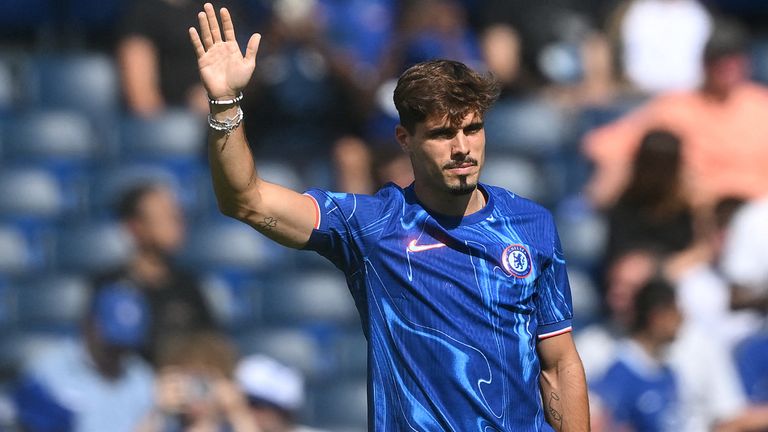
[393,60,500,133]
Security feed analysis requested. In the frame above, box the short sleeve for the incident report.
[535,217,574,339]
[302,187,398,273]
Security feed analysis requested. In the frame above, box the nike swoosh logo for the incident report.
[407,239,447,253]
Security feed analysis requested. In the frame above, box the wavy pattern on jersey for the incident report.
[304,185,569,432]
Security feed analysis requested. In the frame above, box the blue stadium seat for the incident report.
[555,197,608,267]
[0,225,32,276]
[751,38,768,85]
[16,274,90,330]
[0,0,55,34]
[66,0,123,31]
[312,378,368,430]
[237,327,323,378]
[734,332,768,403]
[332,331,367,377]
[199,272,259,329]
[261,270,358,325]
[0,59,13,113]
[24,54,119,118]
[4,110,96,163]
[120,110,206,162]
[485,98,574,157]
[481,155,551,204]
[0,279,16,330]
[88,163,195,217]
[54,223,133,274]
[182,219,279,271]
[0,167,63,219]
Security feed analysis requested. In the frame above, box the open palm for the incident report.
[189,3,261,100]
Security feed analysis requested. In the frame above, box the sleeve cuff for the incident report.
[538,320,573,340]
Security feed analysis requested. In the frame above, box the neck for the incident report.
[413,181,486,217]
[130,250,170,288]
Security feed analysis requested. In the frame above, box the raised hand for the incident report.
[188,3,261,100]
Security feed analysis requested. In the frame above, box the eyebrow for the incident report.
[425,122,484,138]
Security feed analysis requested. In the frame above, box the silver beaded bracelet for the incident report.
[208,92,244,105]
[208,106,244,136]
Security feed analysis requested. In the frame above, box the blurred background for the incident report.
[1,0,768,430]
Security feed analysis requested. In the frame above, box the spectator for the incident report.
[137,331,255,432]
[117,0,244,116]
[93,182,216,366]
[583,19,768,212]
[604,129,695,263]
[591,278,684,432]
[720,195,768,313]
[13,286,154,432]
[235,354,329,432]
[610,0,713,93]
[675,197,762,349]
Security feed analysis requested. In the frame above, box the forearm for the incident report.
[207,103,262,218]
[117,36,164,115]
[540,358,590,432]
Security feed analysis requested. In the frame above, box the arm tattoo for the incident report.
[257,216,278,232]
[547,392,563,427]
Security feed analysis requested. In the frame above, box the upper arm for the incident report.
[538,331,581,372]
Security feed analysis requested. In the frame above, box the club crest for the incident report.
[502,244,532,278]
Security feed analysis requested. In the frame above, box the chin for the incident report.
[447,180,478,196]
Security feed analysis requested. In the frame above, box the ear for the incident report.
[395,125,411,152]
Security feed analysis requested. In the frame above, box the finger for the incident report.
[244,33,262,63]
[220,7,236,42]
[188,27,206,58]
[198,11,214,50]
[204,3,223,44]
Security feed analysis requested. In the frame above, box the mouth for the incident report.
[444,160,478,175]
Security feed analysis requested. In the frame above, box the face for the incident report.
[130,187,186,254]
[397,112,485,196]
[705,54,750,94]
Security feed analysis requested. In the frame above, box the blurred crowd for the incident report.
[2,0,768,430]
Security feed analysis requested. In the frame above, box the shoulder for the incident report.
[305,183,405,214]
[485,184,556,229]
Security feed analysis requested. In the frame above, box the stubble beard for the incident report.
[447,176,477,196]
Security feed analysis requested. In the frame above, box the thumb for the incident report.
[244,33,262,64]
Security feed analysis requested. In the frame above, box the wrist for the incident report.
[208,92,243,106]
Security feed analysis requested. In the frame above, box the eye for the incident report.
[464,123,484,135]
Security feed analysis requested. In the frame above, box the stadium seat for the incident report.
[480,155,550,204]
[24,54,119,118]
[0,167,62,219]
[0,0,54,34]
[555,197,608,267]
[16,274,90,329]
[261,270,358,325]
[199,272,259,329]
[182,219,277,271]
[332,330,368,377]
[567,267,601,326]
[0,225,32,275]
[312,378,368,430]
[484,98,573,157]
[751,38,768,85]
[0,59,13,113]
[88,163,193,218]
[120,110,206,162]
[236,327,323,378]
[53,223,133,274]
[4,110,96,162]
[0,279,16,330]
[257,160,306,192]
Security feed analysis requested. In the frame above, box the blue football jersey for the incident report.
[592,341,681,432]
[303,183,574,431]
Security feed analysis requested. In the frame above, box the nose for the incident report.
[451,131,470,158]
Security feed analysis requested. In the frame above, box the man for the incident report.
[94,182,215,365]
[583,19,768,211]
[591,279,684,432]
[188,4,589,430]
[13,285,155,432]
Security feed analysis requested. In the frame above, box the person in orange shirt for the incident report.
[583,19,768,213]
